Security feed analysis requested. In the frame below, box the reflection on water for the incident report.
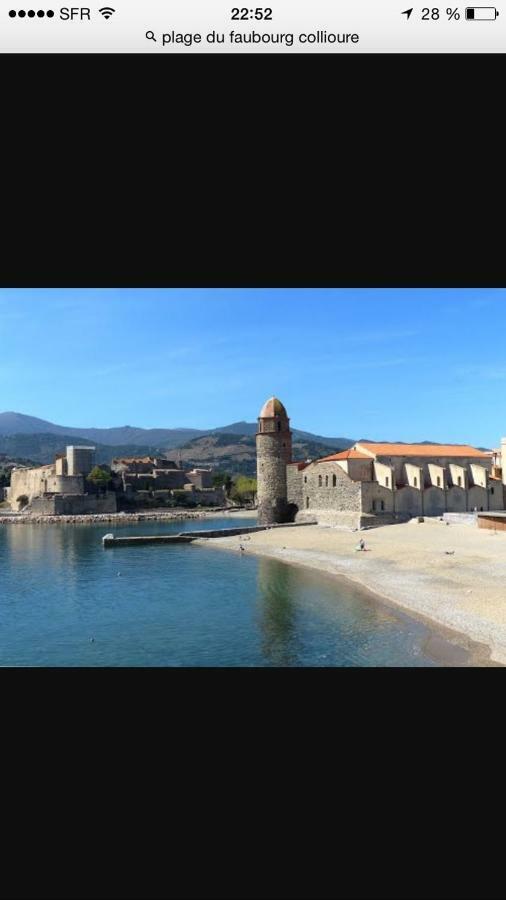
[257,556,422,667]
[257,559,299,666]
[0,519,489,666]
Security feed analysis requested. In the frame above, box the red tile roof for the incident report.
[357,442,489,459]
[318,449,372,462]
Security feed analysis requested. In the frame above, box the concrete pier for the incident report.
[102,521,316,548]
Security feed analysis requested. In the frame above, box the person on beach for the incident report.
[355,538,366,551]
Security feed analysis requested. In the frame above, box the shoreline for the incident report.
[0,507,257,526]
[194,521,506,665]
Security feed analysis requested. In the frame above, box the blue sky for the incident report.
[0,288,505,446]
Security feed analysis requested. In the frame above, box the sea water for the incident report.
[0,517,484,666]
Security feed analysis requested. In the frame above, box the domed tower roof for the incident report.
[259,397,287,418]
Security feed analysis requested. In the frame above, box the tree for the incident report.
[230,475,257,504]
[86,466,112,492]
[212,472,233,496]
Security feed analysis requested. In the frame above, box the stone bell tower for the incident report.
[256,396,293,525]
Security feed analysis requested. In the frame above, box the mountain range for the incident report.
[0,412,487,476]
[0,411,355,473]
[0,411,355,449]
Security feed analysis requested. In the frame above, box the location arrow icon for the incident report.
[401,8,413,17]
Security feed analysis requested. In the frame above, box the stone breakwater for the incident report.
[0,509,225,526]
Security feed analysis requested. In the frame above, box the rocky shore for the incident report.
[0,507,253,526]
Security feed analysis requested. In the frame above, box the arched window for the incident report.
[381,501,385,511]
[304,476,307,484]
[277,421,281,431]
[318,475,322,487]
[325,475,328,487]
[332,474,337,487]
[437,476,441,487]
[458,476,462,487]
[385,477,389,488]
[414,476,417,487]
[306,497,310,508]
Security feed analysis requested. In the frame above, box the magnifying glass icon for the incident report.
[146,30,157,41]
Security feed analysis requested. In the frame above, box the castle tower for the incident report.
[256,396,293,525]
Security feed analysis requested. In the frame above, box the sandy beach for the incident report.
[195,518,506,664]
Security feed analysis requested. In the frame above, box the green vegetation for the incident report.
[171,490,198,508]
[212,472,233,495]
[212,471,256,502]
[230,475,257,503]
[179,433,250,450]
[86,466,112,490]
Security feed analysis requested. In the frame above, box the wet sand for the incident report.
[195,518,506,665]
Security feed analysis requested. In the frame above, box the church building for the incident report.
[256,396,505,530]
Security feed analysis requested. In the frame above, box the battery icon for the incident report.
[465,7,499,18]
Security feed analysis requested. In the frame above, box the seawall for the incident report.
[102,521,316,547]
[0,507,248,526]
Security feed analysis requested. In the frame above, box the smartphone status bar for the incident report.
[1,1,504,52]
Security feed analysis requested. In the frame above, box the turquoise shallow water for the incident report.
[0,516,480,666]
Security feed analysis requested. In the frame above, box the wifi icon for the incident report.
[99,6,115,18]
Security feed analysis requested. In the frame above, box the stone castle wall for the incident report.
[9,467,84,510]
[186,470,213,489]
[123,470,187,490]
[67,447,94,476]
[30,492,117,516]
[124,488,225,508]
[10,465,54,505]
